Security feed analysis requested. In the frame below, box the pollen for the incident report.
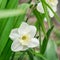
[22,35,28,40]
[49,0,54,2]
[19,34,30,45]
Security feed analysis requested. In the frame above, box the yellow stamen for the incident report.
[49,0,54,2]
[22,35,27,40]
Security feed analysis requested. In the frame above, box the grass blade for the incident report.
[40,26,54,54]
[0,3,30,60]
[0,9,24,18]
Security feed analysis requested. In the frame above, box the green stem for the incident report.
[11,52,15,60]
[25,17,28,22]
[41,0,51,28]
[28,0,32,3]
[38,25,43,60]
[29,50,48,60]
[38,25,41,52]
[27,50,34,60]
[18,52,25,60]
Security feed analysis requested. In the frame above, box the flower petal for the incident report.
[48,7,56,17]
[28,38,39,48]
[48,6,57,17]
[28,26,36,37]
[44,18,47,22]
[9,28,19,41]
[37,3,44,13]
[18,22,29,33]
[52,6,57,12]
[46,0,58,6]
[49,9,54,17]
[18,22,36,38]
[11,40,28,52]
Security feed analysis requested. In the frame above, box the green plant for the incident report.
[0,0,59,60]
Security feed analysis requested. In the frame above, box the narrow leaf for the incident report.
[40,26,54,54]
[0,9,24,19]
[0,3,30,60]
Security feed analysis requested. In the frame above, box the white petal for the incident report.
[49,11,54,17]
[28,26,36,37]
[52,6,57,12]
[48,8,54,17]
[18,22,29,33]
[18,22,30,35]
[18,22,36,38]
[19,22,29,29]
[46,0,58,6]
[44,18,47,22]
[11,40,28,52]
[48,6,57,17]
[28,38,39,48]
[37,3,44,13]
[9,28,19,41]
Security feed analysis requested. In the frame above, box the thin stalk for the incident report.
[38,24,41,52]
[18,52,25,60]
[38,24,43,60]
[11,52,15,60]
[25,17,28,22]
[29,50,48,60]
[28,0,32,3]
[41,0,51,28]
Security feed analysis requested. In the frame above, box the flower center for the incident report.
[47,0,55,6]
[19,34,30,45]
[22,35,28,40]
[49,0,54,2]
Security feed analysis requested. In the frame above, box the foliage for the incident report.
[0,0,59,60]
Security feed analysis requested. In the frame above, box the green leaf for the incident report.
[0,0,3,5]
[6,0,19,9]
[0,0,7,9]
[15,3,30,27]
[0,20,7,35]
[0,18,15,55]
[40,26,54,54]
[44,40,59,60]
[0,39,12,60]
[0,0,19,56]
[0,3,30,60]
[27,50,34,60]
[0,0,19,35]
[0,9,24,19]
[0,17,17,60]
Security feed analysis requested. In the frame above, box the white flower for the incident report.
[37,0,58,18]
[46,0,58,6]
[37,3,44,13]
[9,22,39,52]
